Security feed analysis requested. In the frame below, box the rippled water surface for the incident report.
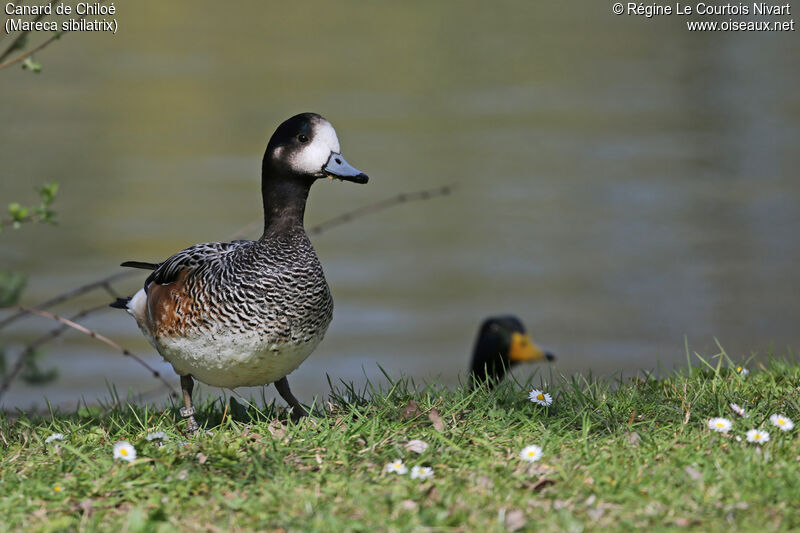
[2,2,799,409]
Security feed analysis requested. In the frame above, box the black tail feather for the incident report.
[121,261,158,270]
[109,297,131,309]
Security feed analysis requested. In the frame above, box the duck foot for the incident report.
[180,406,199,433]
[274,377,312,422]
[180,375,200,433]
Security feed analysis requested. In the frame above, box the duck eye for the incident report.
[297,134,309,143]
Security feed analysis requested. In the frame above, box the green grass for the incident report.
[2,353,800,532]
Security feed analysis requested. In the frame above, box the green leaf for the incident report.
[21,57,42,73]
[8,202,28,221]
[0,271,27,306]
[38,182,59,206]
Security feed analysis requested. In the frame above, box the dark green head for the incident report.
[469,315,554,388]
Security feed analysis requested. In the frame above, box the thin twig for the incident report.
[0,213,54,229]
[0,271,134,331]
[0,29,60,71]
[230,184,454,239]
[0,7,97,72]
[0,306,176,395]
[308,184,454,236]
[0,0,57,63]
[0,304,108,399]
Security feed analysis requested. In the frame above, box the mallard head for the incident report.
[469,315,554,388]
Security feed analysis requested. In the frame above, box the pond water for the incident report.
[1,1,799,410]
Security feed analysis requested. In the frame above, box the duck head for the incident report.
[261,113,368,235]
[264,112,368,184]
[469,315,555,389]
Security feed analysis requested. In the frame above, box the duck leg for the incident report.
[179,374,199,433]
[274,377,310,421]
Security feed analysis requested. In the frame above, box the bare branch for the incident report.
[0,306,176,398]
[308,184,454,236]
[230,184,453,239]
[0,271,134,331]
[0,28,61,71]
[0,1,102,72]
[0,303,109,399]
[0,0,57,63]
[307,185,454,235]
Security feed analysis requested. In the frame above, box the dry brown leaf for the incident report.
[587,507,605,521]
[428,409,445,432]
[196,452,208,465]
[505,509,526,532]
[424,486,440,503]
[400,400,422,419]
[267,420,286,439]
[78,498,93,517]
[405,439,429,454]
[400,499,418,511]
[526,477,556,493]
[332,416,347,431]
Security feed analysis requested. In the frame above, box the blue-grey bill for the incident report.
[324,153,368,184]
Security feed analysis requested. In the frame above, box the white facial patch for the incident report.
[286,119,341,175]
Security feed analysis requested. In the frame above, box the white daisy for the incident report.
[146,431,169,442]
[735,366,749,376]
[384,459,408,475]
[410,466,434,480]
[769,414,794,432]
[113,441,137,462]
[729,403,749,418]
[707,417,732,433]
[745,429,770,444]
[528,389,553,406]
[519,444,543,462]
[45,433,64,444]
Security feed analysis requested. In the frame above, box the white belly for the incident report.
[127,288,329,388]
[152,328,323,388]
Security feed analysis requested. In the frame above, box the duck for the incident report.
[469,315,554,389]
[111,113,368,432]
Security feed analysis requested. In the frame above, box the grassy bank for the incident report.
[2,354,799,532]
